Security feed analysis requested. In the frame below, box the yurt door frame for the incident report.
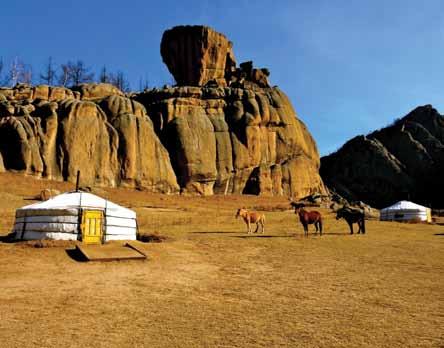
[81,210,104,244]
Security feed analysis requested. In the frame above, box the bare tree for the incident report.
[0,57,5,86]
[8,57,33,86]
[138,74,150,91]
[58,64,71,86]
[99,65,110,83]
[109,71,130,92]
[20,64,33,84]
[9,57,20,86]
[58,60,94,87]
[70,60,94,85]
[40,57,56,85]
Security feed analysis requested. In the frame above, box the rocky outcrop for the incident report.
[321,105,444,208]
[0,84,77,101]
[71,83,124,100]
[98,95,179,191]
[0,93,179,193]
[0,25,325,198]
[227,61,271,89]
[135,85,326,197]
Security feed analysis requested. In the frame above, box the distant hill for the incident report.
[321,105,444,208]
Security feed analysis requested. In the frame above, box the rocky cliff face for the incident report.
[321,105,444,208]
[0,83,179,193]
[135,85,325,196]
[0,25,325,198]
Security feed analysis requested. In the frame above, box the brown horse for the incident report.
[235,208,265,234]
[291,202,323,236]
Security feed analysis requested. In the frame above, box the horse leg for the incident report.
[319,219,323,236]
[261,220,265,234]
[348,221,354,234]
[304,224,308,237]
[254,223,259,233]
[315,221,321,236]
[362,218,366,234]
[247,221,251,234]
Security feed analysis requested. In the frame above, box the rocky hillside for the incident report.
[0,25,326,198]
[321,105,444,208]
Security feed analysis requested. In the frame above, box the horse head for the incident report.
[236,208,246,219]
[336,205,356,220]
[290,202,305,213]
[336,207,346,220]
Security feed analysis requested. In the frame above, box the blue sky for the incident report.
[1,0,444,155]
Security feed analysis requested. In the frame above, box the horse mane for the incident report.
[290,202,305,209]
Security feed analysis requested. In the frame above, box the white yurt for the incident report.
[13,191,137,243]
[380,200,432,223]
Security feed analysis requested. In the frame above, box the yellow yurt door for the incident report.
[426,208,432,223]
[81,210,104,244]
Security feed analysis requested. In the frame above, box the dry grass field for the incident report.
[0,172,443,348]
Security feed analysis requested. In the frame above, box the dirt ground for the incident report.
[0,173,443,348]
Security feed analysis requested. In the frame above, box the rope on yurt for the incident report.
[77,191,83,241]
[104,199,108,243]
[20,211,27,240]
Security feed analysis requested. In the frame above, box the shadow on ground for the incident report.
[65,248,88,262]
[321,232,355,236]
[0,232,16,243]
[190,231,238,235]
[231,235,293,239]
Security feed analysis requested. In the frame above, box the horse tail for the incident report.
[262,214,266,233]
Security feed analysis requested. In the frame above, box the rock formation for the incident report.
[0,25,326,198]
[161,25,236,87]
[135,84,325,196]
[0,85,179,193]
[321,105,444,208]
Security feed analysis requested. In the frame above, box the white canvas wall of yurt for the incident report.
[380,200,432,223]
[13,191,137,242]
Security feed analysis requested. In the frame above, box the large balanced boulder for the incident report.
[161,25,236,87]
[321,105,444,208]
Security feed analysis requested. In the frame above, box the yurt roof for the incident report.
[381,200,428,212]
[17,191,135,219]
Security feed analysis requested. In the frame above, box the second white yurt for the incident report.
[380,200,432,223]
[13,191,137,243]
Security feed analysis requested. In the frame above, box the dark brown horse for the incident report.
[291,202,323,236]
[336,207,365,234]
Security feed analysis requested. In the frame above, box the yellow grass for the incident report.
[0,172,443,348]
